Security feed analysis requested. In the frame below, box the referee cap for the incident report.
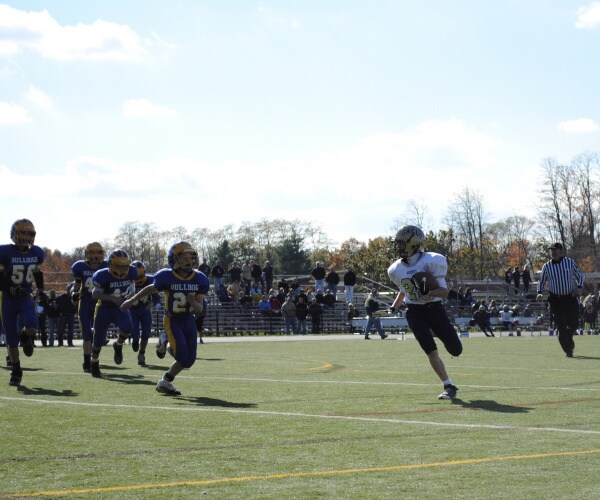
[548,242,563,250]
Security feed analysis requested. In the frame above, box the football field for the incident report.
[1,333,599,499]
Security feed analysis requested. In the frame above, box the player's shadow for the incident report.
[17,386,78,397]
[102,373,156,387]
[452,399,532,413]
[175,396,256,408]
[573,355,600,360]
[196,358,225,362]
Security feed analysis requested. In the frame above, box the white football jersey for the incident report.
[387,252,448,305]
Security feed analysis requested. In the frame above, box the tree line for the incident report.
[41,152,600,291]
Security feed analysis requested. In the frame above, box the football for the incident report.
[411,271,439,293]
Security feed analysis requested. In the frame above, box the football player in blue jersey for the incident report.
[121,241,209,396]
[71,242,108,373]
[89,249,139,378]
[129,261,162,366]
[0,219,46,386]
[387,225,463,401]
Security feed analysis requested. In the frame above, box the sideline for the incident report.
[6,448,600,497]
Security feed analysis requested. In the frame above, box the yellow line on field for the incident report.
[303,360,334,371]
[6,448,600,497]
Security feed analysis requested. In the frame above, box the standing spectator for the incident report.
[211,259,225,293]
[277,277,289,295]
[37,291,48,347]
[46,290,60,347]
[504,267,513,295]
[250,259,263,292]
[0,219,45,387]
[281,295,297,334]
[512,266,521,295]
[56,284,77,347]
[198,257,211,278]
[522,264,532,295]
[582,293,598,334]
[388,225,463,400]
[343,267,357,304]
[347,303,360,333]
[241,259,252,293]
[325,268,340,294]
[228,261,242,287]
[363,289,388,340]
[308,297,323,333]
[537,242,585,357]
[295,296,309,334]
[262,261,274,293]
[311,262,326,293]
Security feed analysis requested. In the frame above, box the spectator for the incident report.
[211,259,225,293]
[343,267,357,304]
[56,284,77,347]
[582,293,598,334]
[308,298,323,333]
[46,289,60,347]
[295,296,309,334]
[269,293,281,315]
[311,262,326,293]
[522,264,532,295]
[347,303,360,333]
[323,289,336,309]
[325,268,340,294]
[250,259,263,292]
[36,290,48,347]
[249,281,263,302]
[198,257,211,278]
[512,266,521,295]
[504,267,513,295]
[277,277,289,295]
[363,289,388,340]
[281,295,297,334]
[262,261,274,292]
[228,261,242,286]
[258,295,272,317]
[241,259,252,292]
[216,284,232,304]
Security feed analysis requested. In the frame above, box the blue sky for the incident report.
[1,1,599,252]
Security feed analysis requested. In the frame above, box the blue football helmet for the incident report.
[10,219,36,250]
[132,260,146,286]
[168,241,197,271]
[108,249,130,279]
[85,242,105,268]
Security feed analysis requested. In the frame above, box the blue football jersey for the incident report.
[92,265,138,307]
[0,244,45,294]
[71,259,108,301]
[153,269,209,316]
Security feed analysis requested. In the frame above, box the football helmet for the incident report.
[394,225,425,259]
[168,241,196,271]
[108,249,130,279]
[10,219,36,250]
[85,242,105,267]
[132,260,146,286]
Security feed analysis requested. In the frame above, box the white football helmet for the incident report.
[394,225,425,259]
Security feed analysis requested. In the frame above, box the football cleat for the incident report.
[131,338,139,352]
[83,359,91,373]
[156,378,181,396]
[90,362,102,378]
[113,341,123,365]
[137,353,146,366]
[19,330,34,357]
[9,368,23,387]
[438,384,459,400]
[6,355,12,367]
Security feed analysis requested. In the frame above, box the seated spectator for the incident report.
[258,295,272,316]
[216,284,232,304]
[249,281,263,301]
[277,278,289,295]
[295,296,309,334]
[269,293,281,315]
[347,303,360,333]
[323,290,336,309]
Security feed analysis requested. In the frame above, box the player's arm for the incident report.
[33,265,45,296]
[120,284,158,310]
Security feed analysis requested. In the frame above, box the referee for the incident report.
[537,242,585,357]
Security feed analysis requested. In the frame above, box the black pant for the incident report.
[548,294,579,354]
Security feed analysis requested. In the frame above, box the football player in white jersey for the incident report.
[387,225,462,400]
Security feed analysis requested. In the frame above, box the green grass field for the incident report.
[1,334,599,499]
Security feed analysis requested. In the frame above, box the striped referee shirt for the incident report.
[537,257,584,296]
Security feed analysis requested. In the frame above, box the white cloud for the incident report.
[258,3,300,30]
[556,118,599,134]
[575,2,600,29]
[0,101,30,124]
[0,4,164,61]
[25,85,52,110]
[122,99,177,118]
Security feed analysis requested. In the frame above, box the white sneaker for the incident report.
[156,378,181,396]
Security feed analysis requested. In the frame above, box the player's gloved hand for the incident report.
[10,285,28,297]
[388,306,396,314]
[410,276,430,296]
[154,303,163,311]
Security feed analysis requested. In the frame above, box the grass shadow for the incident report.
[452,398,532,413]
[17,386,78,397]
[175,396,257,408]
